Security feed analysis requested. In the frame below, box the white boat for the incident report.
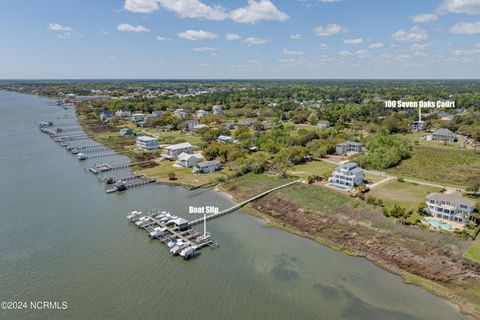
[167,239,177,248]
[77,153,87,160]
[196,232,211,244]
[126,211,141,220]
[135,216,149,226]
[149,227,166,238]
[180,246,197,259]
[170,242,189,255]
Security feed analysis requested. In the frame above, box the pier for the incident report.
[89,161,154,174]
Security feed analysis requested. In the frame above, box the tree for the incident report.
[168,172,176,180]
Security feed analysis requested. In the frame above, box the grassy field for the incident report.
[395,132,465,150]
[368,180,442,211]
[221,174,294,200]
[138,161,226,188]
[387,146,480,187]
[287,161,336,178]
[465,238,480,262]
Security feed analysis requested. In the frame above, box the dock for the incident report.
[89,161,154,174]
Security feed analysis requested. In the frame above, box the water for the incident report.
[0,90,468,320]
[425,219,454,230]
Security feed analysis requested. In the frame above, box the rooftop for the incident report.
[427,192,475,207]
[165,142,193,150]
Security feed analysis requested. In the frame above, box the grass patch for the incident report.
[368,180,441,211]
[387,145,480,187]
[465,238,480,262]
[287,160,336,178]
[221,174,294,201]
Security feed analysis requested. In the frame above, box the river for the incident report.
[0,90,468,320]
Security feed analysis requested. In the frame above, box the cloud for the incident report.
[193,46,219,52]
[280,48,304,55]
[225,33,241,40]
[124,0,160,13]
[338,50,352,57]
[318,0,341,2]
[449,21,480,34]
[369,42,384,48]
[355,49,371,58]
[319,43,329,50]
[314,23,348,36]
[290,33,301,40]
[243,37,269,45]
[230,0,289,23]
[343,38,363,44]
[48,23,74,39]
[156,35,171,41]
[124,0,288,24]
[412,43,430,50]
[117,23,150,32]
[409,14,438,23]
[178,29,218,40]
[438,0,480,15]
[392,26,428,42]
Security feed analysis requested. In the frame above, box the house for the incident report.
[174,108,188,118]
[193,160,221,174]
[223,122,235,130]
[438,111,454,121]
[212,105,224,115]
[164,142,193,160]
[217,135,235,144]
[176,152,204,168]
[182,119,199,131]
[120,128,134,136]
[317,121,331,129]
[336,141,364,156]
[152,110,164,117]
[431,128,456,142]
[115,109,132,117]
[132,113,145,122]
[99,110,113,121]
[196,109,209,118]
[136,136,159,150]
[426,192,476,224]
[328,162,364,187]
[236,119,256,127]
[411,120,424,132]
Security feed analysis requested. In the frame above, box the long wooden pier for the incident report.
[190,180,299,226]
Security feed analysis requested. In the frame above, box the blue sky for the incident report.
[0,0,479,79]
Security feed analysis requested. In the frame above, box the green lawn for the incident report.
[138,161,226,188]
[387,145,480,188]
[221,174,294,201]
[368,180,442,211]
[287,161,336,178]
[465,238,480,262]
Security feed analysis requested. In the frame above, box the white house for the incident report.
[336,141,364,156]
[152,110,164,117]
[164,142,193,160]
[328,162,364,187]
[431,128,456,142]
[176,152,204,168]
[426,192,476,224]
[317,121,331,129]
[217,135,235,144]
[174,108,188,118]
[115,109,132,117]
[193,160,221,174]
[212,105,224,115]
[196,109,209,118]
[136,136,159,150]
[132,113,145,122]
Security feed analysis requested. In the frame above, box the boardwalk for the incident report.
[190,180,299,226]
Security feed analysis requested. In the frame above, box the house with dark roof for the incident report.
[431,128,456,142]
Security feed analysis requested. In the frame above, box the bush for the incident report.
[168,172,176,180]
[397,177,404,182]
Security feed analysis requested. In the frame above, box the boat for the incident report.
[77,153,87,160]
[180,246,197,260]
[167,239,177,248]
[114,181,127,191]
[149,227,167,238]
[71,149,79,154]
[170,242,189,255]
[135,216,150,226]
[196,232,212,244]
[126,211,142,221]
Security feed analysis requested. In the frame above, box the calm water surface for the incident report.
[0,91,468,320]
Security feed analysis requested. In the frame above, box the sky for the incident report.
[0,0,480,79]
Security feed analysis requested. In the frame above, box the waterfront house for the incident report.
[99,110,113,121]
[193,160,221,174]
[136,136,159,150]
[336,141,364,156]
[212,105,224,115]
[176,152,204,168]
[115,109,132,117]
[431,128,456,142]
[196,109,209,118]
[217,135,235,144]
[328,162,364,187]
[120,128,134,136]
[164,142,193,160]
[317,121,331,129]
[132,113,145,123]
[426,192,476,224]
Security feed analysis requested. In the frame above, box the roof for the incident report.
[137,135,157,142]
[196,160,221,168]
[338,141,362,147]
[427,192,476,207]
[433,128,455,135]
[166,142,192,151]
[177,152,203,161]
[218,135,233,140]
[342,162,358,169]
[172,217,189,225]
